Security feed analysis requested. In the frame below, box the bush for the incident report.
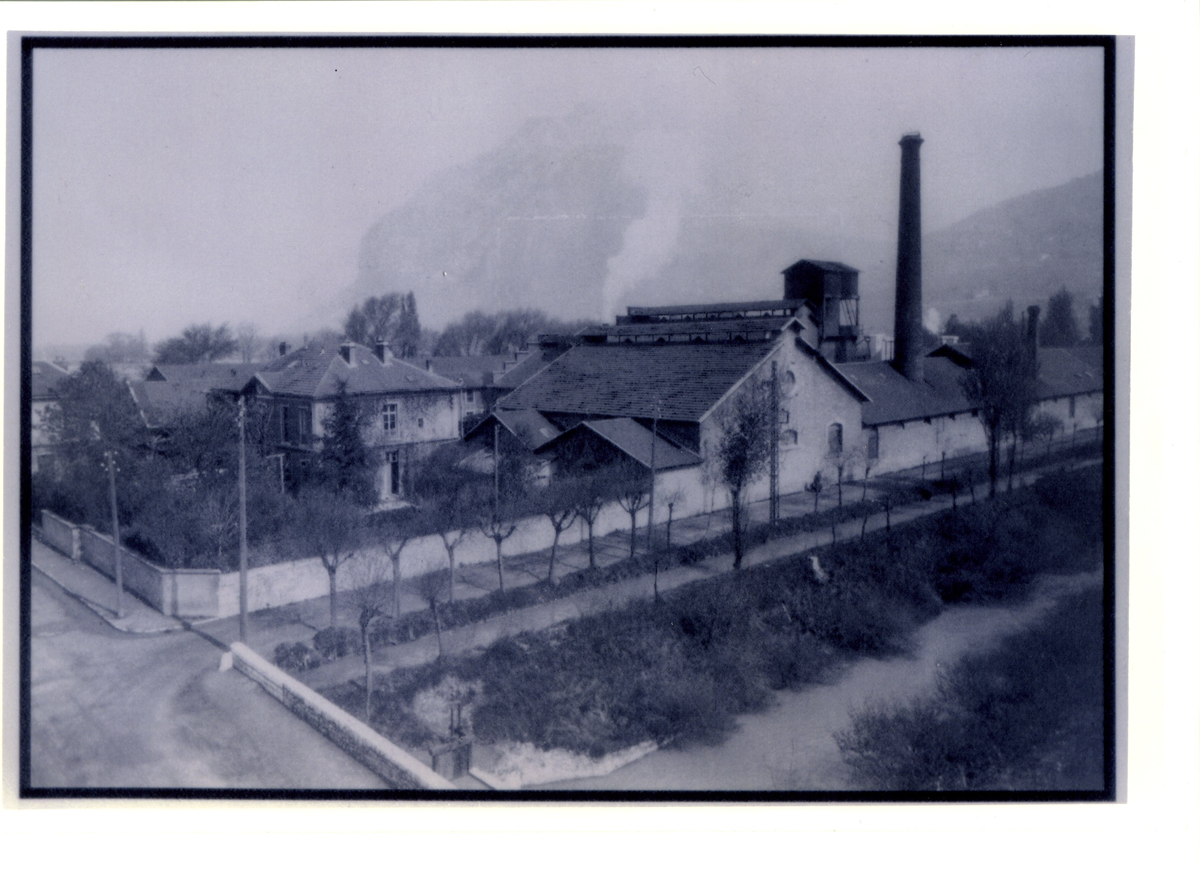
[312,626,362,660]
[836,585,1106,791]
[274,641,322,672]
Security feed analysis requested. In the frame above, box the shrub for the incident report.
[312,625,362,660]
[274,641,322,672]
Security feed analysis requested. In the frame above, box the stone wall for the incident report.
[229,642,455,791]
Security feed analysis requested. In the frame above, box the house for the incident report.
[246,340,464,502]
[31,360,70,475]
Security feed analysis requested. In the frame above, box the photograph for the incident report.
[17,36,1115,799]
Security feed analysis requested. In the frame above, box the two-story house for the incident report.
[31,360,70,475]
[247,340,463,503]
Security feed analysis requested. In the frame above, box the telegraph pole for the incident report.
[648,400,659,553]
[105,450,125,619]
[238,395,249,642]
[770,360,779,525]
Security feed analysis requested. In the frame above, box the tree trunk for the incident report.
[988,436,999,498]
[628,511,637,556]
[666,506,674,549]
[813,489,820,512]
[446,545,457,603]
[327,565,339,627]
[431,601,443,660]
[1007,439,1017,492]
[586,519,596,568]
[362,624,373,724]
[731,488,743,569]
[837,469,843,507]
[391,551,403,618]
[861,509,869,540]
[494,535,505,596]
[548,527,561,584]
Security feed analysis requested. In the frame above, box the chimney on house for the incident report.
[892,132,924,383]
[374,338,391,363]
[278,341,289,358]
[340,342,357,366]
[1026,305,1041,362]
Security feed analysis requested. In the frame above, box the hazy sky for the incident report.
[31,44,1104,351]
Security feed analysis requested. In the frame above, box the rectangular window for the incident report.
[386,450,401,496]
[282,406,292,444]
[466,390,476,403]
[867,429,879,460]
[1069,397,1076,418]
[417,417,424,429]
[299,407,311,443]
[382,402,398,432]
[828,422,843,455]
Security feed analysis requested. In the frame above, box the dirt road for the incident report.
[28,570,386,790]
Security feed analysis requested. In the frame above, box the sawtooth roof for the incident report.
[254,342,459,399]
[498,341,779,422]
[579,316,799,341]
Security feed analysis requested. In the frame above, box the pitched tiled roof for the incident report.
[782,258,859,275]
[146,362,261,392]
[494,347,569,389]
[567,418,702,470]
[129,380,212,428]
[498,341,778,422]
[839,345,1105,427]
[1036,347,1104,399]
[836,357,977,426]
[32,360,70,401]
[426,355,509,388]
[494,408,562,451]
[255,342,458,399]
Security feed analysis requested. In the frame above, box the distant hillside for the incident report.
[923,171,1103,325]
[341,109,1102,335]
[344,111,646,327]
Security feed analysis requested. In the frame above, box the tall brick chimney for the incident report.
[892,132,924,383]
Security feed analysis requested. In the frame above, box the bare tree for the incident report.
[410,570,451,661]
[296,488,364,627]
[614,465,652,557]
[710,379,773,569]
[413,447,482,604]
[236,322,263,363]
[347,556,392,724]
[369,508,420,618]
[658,485,687,549]
[539,479,578,584]
[960,306,1039,498]
[568,474,608,568]
[806,471,824,512]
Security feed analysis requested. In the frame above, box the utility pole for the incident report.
[238,395,249,643]
[104,450,125,619]
[770,360,779,525]
[647,400,659,553]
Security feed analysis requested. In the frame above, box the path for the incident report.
[539,569,1103,791]
[28,557,386,789]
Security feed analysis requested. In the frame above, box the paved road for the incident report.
[28,568,386,789]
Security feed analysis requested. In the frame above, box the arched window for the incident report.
[867,428,879,460]
[827,422,843,455]
[782,369,797,397]
[782,429,799,447]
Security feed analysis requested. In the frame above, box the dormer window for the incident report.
[382,402,398,432]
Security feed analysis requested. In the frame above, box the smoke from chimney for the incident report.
[892,132,924,383]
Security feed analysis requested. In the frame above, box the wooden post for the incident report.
[238,395,249,643]
[105,451,124,619]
